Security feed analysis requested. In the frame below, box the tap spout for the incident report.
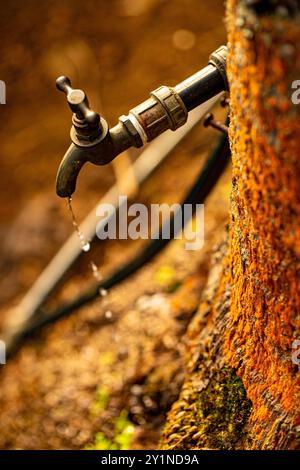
[56,122,134,198]
[56,144,87,198]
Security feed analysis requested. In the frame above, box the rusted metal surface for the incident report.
[203,112,229,135]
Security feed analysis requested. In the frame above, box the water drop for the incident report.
[81,241,90,252]
[99,288,108,297]
[90,261,102,282]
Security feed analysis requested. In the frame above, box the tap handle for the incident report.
[56,76,100,128]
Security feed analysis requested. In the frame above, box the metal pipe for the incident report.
[55,45,228,198]
[175,65,225,112]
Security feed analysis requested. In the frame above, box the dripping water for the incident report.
[66,197,107,298]
[67,197,90,252]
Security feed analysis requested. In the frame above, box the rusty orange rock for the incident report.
[160,1,300,449]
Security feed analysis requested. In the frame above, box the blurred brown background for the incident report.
[0,0,229,449]
[0,0,226,306]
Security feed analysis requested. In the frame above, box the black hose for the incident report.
[175,65,225,112]
[24,132,230,333]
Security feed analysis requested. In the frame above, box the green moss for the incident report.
[195,366,252,449]
[114,410,135,449]
[154,265,181,292]
[86,410,135,450]
[86,432,117,451]
[100,351,115,367]
[160,366,252,449]
[90,386,110,417]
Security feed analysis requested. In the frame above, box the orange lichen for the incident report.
[161,1,300,450]
[225,0,300,448]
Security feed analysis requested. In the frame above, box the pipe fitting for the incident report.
[209,45,229,91]
[118,86,188,146]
